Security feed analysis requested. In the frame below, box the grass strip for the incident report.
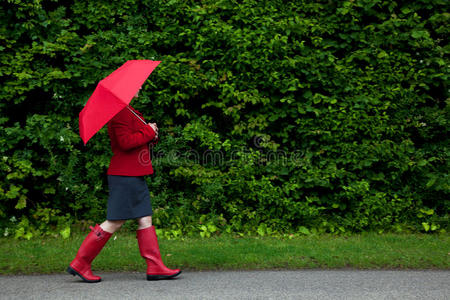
[0,232,448,275]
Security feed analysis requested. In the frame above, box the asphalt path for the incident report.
[1,270,449,299]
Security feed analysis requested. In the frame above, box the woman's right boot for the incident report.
[67,224,112,283]
[136,225,182,280]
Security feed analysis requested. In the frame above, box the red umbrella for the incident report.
[79,60,161,145]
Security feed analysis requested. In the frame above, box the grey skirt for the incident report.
[106,175,153,220]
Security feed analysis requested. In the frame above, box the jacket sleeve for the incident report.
[110,110,156,151]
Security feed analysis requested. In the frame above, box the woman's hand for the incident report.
[149,123,158,139]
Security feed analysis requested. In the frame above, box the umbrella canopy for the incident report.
[79,60,161,145]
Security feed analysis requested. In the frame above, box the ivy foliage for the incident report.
[0,0,448,238]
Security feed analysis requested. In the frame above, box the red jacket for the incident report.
[106,105,156,176]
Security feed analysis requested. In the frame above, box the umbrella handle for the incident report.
[127,106,158,138]
[126,106,147,125]
[127,106,157,158]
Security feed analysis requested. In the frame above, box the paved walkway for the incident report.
[1,270,449,299]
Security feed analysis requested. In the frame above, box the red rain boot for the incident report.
[67,224,112,283]
[136,226,182,280]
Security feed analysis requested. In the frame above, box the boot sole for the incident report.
[147,270,182,281]
[67,266,101,283]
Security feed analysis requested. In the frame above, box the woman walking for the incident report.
[67,88,181,283]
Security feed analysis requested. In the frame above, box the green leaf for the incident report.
[425,177,436,188]
[298,226,310,235]
[377,51,388,58]
[6,185,21,199]
[417,159,427,167]
[257,224,266,236]
[207,224,217,233]
[401,7,412,14]
[15,195,27,209]
[24,232,33,240]
[44,187,56,194]
[60,226,71,239]
[411,30,430,39]
[421,222,430,232]
[420,208,434,215]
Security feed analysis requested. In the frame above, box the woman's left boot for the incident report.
[67,224,112,283]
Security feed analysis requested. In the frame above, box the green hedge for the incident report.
[0,0,448,238]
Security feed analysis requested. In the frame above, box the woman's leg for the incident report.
[137,216,152,230]
[68,220,125,283]
[100,219,126,233]
[135,215,181,280]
